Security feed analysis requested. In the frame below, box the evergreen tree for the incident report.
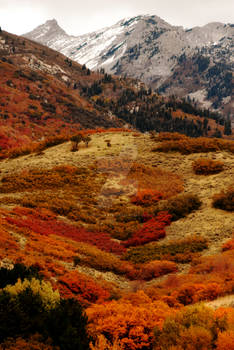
[224,115,232,135]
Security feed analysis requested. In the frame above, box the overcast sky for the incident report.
[0,0,233,36]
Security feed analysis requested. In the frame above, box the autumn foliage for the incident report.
[154,193,202,221]
[216,330,234,350]
[125,235,208,264]
[192,158,224,175]
[123,212,171,247]
[0,165,84,193]
[222,237,234,251]
[154,135,234,154]
[126,163,184,199]
[58,271,110,305]
[96,160,184,200]
[128,260,177,281]
[87,292,172,350]
[131,189,163,206]
[156,132,187,142]
[154,304,233,350]
[5,207,125,254]
[1,32,234,350]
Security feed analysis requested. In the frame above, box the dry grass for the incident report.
[123,163,184,199]
[0,131,233,286]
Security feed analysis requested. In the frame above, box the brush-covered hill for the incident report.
[0,29,126,152]
[0,130,233,349]
[0,28,231,159]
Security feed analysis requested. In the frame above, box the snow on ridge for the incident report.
[24,15,234,88]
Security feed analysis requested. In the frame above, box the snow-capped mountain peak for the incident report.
[24,15,234,114]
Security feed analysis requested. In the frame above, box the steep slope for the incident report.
[24,16,234,114]
[1,27,230,155]
[0,29,125,151]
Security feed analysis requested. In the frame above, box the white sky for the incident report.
[0,0,233,36]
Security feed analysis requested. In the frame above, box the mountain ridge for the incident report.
[0,26,232,159]
[24,15,234,116]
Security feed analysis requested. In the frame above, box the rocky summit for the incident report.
[24,15,234,115]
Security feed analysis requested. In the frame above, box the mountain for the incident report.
[1,26,231,157]
[0,24,234,350]
[24,16,234,116]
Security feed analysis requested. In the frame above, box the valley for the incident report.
[0,23,233,350]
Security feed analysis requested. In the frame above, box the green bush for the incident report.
[0,263,41,289]
[0,277,90,350]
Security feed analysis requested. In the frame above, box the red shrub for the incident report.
[123,211,171,247]
[58,271,110,305]
[131,189,163,206]
[5,207,125,255]
[222,237,234,251]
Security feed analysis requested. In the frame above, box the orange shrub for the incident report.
[58,270,110,305]
[214,307,234,327]
[136,260,177,281]
[36,134,69,152]
[3,135,70,159]
[222,237,234,251]
[192,158,224,175]
[154,136,234,154]
[156,132,187,141]
[131,189,163,206]
[7,145,36,159]
[96,160,183,199]
[126,163,184,199]
[190,251,234,275]
[71,242,135,276]
[0,165,85,193]
[87,294,172,350]
[216,331,234,350]
[175,282,222,305]
[0,219,19,259]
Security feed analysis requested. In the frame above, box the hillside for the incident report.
[0,27,231,159]
[0,27,234,349]
[0,29,127,153]
[0,130,233,349]
[24,16,234,115]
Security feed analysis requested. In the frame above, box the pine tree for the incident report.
[224,115,232,135]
